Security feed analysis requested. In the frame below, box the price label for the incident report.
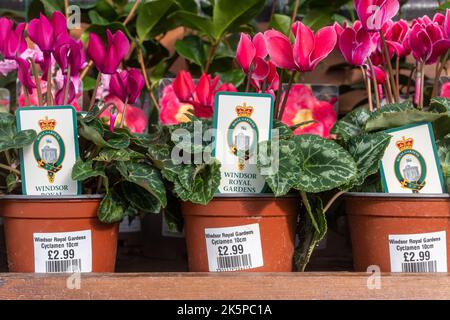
[205,223,264,272]
[388,231,447,272]
[33,230,92,273]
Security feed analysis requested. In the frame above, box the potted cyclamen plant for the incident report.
[334,0,450,272]
[0,11,166,273]
[154,20,388,272]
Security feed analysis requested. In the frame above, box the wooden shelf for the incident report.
[0,272,449,300]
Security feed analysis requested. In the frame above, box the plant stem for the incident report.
[277,71,296,120]
[361,66,373,112]
[0,163,20,175]
[64,0,69,18]
[384,65,394,104]
[245,71,253,92]
[323,190,347,214]
[396,55,400,98]
[274,69,285,117]
[89,72,102,111]
[380,31,400,103]
[63,65,72,105]
[47,65,53,105]
[24,89,30,106]
[432,51,449,98]
[291,0,300,24]
[406,66,415,99]
[205,42,219,73]
[120,97,129,128]
[420,62,425,109]
[367,58,381,109]
[28,58,43,106]
[123,0,140,26]
[137,46,159,109]
[80,60,93,81]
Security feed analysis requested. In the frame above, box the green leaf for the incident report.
[259,134,357,195]
[437,137,450,192]
[346,132,391,187]
[212,0,265,40]
[331,107,371,142]
[88,10,109,25]
[162,160,221,205]
[169,10,214,39]
[6,173,18,193]
[122,182,162,214]
[98,191,125,223]
[273,119,294,140]
[175,35,207,68]
[72,159,105,181]
[365,109,444,132]
[136,0,174,42]
[430,97,450,114]
[122,162,167,207]
[268,14,291,36]
[369,101,414,119]
[302,9,334,30]
[215,69,245,88]
[94,148,131,162]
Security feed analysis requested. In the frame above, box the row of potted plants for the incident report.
[0,0,449,273]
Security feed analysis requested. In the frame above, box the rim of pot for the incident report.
[211,193,298,198]
[0,194,105,200]
[345,192,450,199]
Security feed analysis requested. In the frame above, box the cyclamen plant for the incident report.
[0,11,165,224]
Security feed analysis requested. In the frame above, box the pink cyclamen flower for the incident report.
[87,30,130,75]
[440,82,450,98]
[0,18,27,60]
[251,61,279,94]
[408,18,450,65]
[109,68,145,104]
[281,84,336,138]
[54,77,75,105]
[265,21,337,72]
[384,19,411,57]
[28,11,68,77]
[15,57,36,94]
[53,34,85,75]
[354,0,400,31]
[236,33,267,74]
[100,95,147,133]
[444,9,450,39]
[159,72,237,125]
[339,24,373,66]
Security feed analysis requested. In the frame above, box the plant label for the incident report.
[204,223,264,272]
[33,230,92,273]
[213,92,273,194]
[16,106,81,195]
[388,231,447,272]
[380,122,445,193]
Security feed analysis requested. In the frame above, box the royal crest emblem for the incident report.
[227,103,259,171]
[394,136,426,193]
[33,116,65,183]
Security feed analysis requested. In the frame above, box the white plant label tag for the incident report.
[16,106,81,195]
[388,231,447,272]
[205,223,263,272]
[213,92,274,194]
[33,230,92,273]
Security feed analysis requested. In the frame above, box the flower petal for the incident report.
[264,29,296,70]
[236,33,256,74]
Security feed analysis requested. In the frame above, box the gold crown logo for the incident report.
[396,136,414,151]
[38,116,56,131]
[236,102,253,118]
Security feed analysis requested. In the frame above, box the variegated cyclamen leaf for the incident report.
[369,101,414,118]
[437,137,450,192]
[346,132,391,187]
[123,162,167,207]
[331,107,371,142]
[430,97,450,114]
[121,182,161,214]
[98,190,125,223]
[94,148,131,162]
[365,109,443,132]
[294,135,357,193]
[72,158,105,180]
[257,139,301,197]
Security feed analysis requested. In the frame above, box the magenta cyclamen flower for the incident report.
[87,30,130,75]
[109,68,145,104]
[15,57,36,94]
[408,17,450,65]
[354,0,399,31]
[384,20,411,57]
[339,23,374,66]
[236,33,267,75]
[54,34,85,75]
[265,21,337,73]
[0,18,27,60]
[54,78,75,105]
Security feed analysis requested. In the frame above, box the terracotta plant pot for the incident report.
[345,193,450,272]
[0,195,119,273]
[181,194,298,272]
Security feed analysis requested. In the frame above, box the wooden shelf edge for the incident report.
[0,272,449,300]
